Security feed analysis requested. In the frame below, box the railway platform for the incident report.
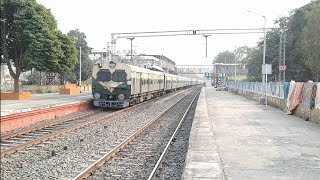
[1,92,92,132]
[183,86,320,179]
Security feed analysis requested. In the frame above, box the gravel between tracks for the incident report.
[1,88,195,179]
[156,91,198,180]
[0,111,112,152]
[87,88,200,179]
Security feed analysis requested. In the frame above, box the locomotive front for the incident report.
[92,61,132,108]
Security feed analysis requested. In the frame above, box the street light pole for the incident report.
[283,30,286,82]
[203,35,210,57]
[262,15,267,106]
[79,47,82,89]
[247,10,267,106]
[234,53,237,83]
[127,37,135,61]
[107,42,110,62]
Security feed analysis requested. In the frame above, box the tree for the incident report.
[67,29,93,82]
[243,29,282,81]
[245,47,263,81]
[244,0,320,82]
[57,32,77,76]
[1,0,77,92]
[233,46,252,68]
[302,2,320,81]
[212,51,235,64]
[284,6,313,81]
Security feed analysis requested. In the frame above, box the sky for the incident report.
[37,0,311,65]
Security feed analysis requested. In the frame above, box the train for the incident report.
[92,61,202,108]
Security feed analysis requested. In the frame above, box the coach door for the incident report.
[164,74,167,90]
[159,75,161,90]
[148,74,151,92]
[138,72,142,94]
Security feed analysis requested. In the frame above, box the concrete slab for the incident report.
[1,92,93,132]
[204,87,320,180]
[1,92,92,116]
[184,162,223,179]
[183,88,225,180]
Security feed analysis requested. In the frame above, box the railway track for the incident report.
[1,110,98,141]
[0,110,110,157]
[0,88,191,158]
[73,87,201,179]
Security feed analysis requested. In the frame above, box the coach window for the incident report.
[97,70,111,81]
[112,70,127,82]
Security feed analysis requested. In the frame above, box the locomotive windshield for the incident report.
[97,70,111,81]
[112,70,127,82]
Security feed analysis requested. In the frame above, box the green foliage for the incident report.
[217,0,320,82]
[213,46,252,66]
[283,4,313,81]
[245,47,263,81]
[302,2,320,81]
[1,0,59,70]
[213,51,235,64]
[233,46,252,66]
[57,32,78,75]
[0,0,77,92]
[67,29,93,81]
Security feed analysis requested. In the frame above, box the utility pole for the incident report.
[246,10,268,106]
[279,30,283,83]
[107,42,110,62]
[283,30,286,82]
[224,57,227,85]
[111,34,116,62]
[203,35,210,57]
[263,16,267,106]
[278,30,283,97]
[234,54,237,83]
[127,37,135,61]
[79,47,82,89]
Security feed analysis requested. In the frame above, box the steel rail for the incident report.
[72,88,199,180]
[148,89,201,180]
[0,88,191,157]
[0,111,98,141]
[0,99,148,157]
[0,110,117,157]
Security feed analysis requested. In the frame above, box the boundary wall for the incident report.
[1,101,91,132]
[227,82,320,124]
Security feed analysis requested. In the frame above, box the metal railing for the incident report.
[226,81,290,99]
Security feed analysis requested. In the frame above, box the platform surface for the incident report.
[183,86,320,179]
[1,92,92,116]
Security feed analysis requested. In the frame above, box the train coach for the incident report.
[92,61,200,108]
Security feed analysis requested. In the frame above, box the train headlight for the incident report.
[94,93,101,99]
[118,94,125,100]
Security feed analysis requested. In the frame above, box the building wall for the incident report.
[118,55,176,73]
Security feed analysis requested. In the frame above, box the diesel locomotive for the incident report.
[92,61,200,108]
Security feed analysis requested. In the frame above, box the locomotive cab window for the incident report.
[112,70,127,82]
[97,70,111,81]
